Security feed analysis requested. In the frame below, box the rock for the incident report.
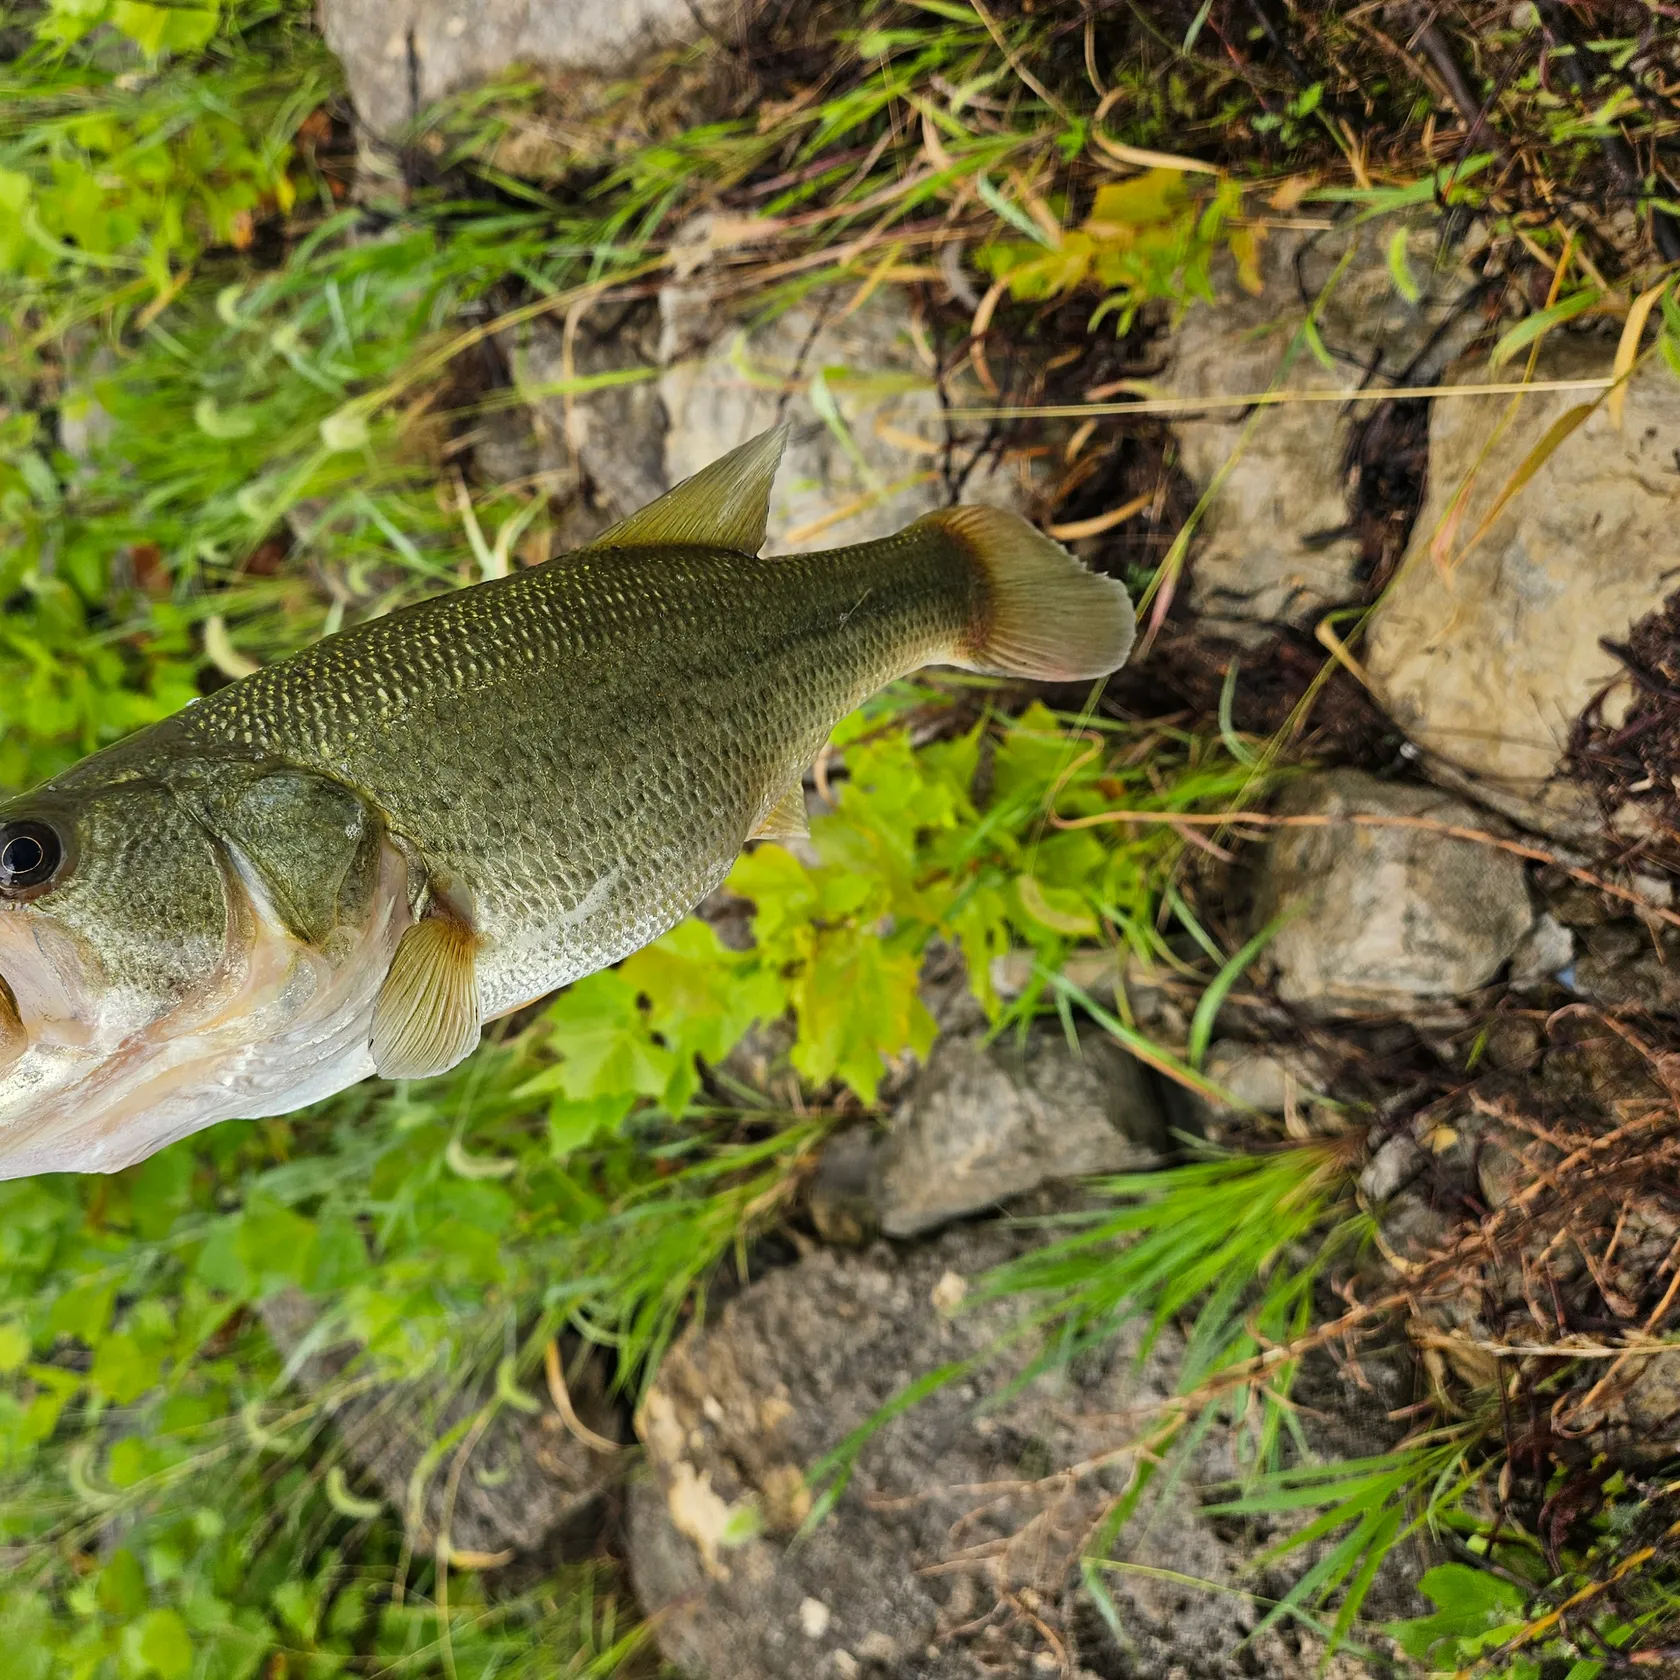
[627,1223,1389,1679]
[1508,912,1574,987]
[480,280,1041,567]
[1166,214,1484,640]
[1253,770,1535,1015]
[1360,1133,1426,1204]
[498,306,668,541]
[259,1289,626,1558]
[1573,922,1680,1015]
[319,0,742,138]
[1202,1039,1330,1112]
[1365,340,1680,831]
[659,285,1034,550]
[807,1125,881,1246]
[873,1031,1167,1238]
[989,945,1122,1009]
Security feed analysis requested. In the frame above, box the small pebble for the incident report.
[930,1270,967,1312]
[799,1597,831,1640]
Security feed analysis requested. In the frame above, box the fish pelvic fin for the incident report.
[922,505,1136,682]
[749,782,810,843]
[586,425,789,556]
[371,910,481,1080]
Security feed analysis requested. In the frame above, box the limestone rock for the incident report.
[260,1289,626,1558]
[806,1030,1167,1244]
[484,281,1039,561]
[659,285,1034,550]
[497,304,668,543]
[318,0,742,137]
[1509,911,1574,987]
[627,1223,1387,1680]
[1365,339,1680,826]
[872,1031,1166,1238]
[1167,214,1484,640]
[1253,770,1534,1015]
[1202,1039,1331,1113]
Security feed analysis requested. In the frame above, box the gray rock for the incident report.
[1253,771,1534,1015]
[1202,1038,1330,1113]
[319,0,743,137]
[873,1031,1167,1238]
[1366,339,1680,833]
[1574,922,1680,1015]
[1359,1133,1426,1204]
[627,1224,1380,1680]
[1167,214,1484,640]
[260,1289,626,1558]
[1509,911,1574,987]
[498,305,668,541]
[659,284,1033,551]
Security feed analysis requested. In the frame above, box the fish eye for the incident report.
[0,820,64,892]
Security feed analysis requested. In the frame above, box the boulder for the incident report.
[1167,213,1484,640]
[1252,770,1534,1015]
[318,0,742,138]
[1365,339,1680,831]
[870,1031,1166,1238]
[627,1221,1387,1679]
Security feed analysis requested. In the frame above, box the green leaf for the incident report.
[548,1092,635,1158]
[48,1280,115,1345]
[0,169,34,218]
[111,0,219,56]
[1087,170,1191,229]
[136,1607,193,1679]
[234,1197,318,1295]
[1188,917,1284,1069]
[96,1548,148,1618]
[0,1322,28,1372]
[976,174,1056,248]
[789,927,935,1102]
[544,970,675,1102]
[192,396,257,440]
[1386,1562,1528,1664]
[319,405,371,452]
[89,1331,164,1405]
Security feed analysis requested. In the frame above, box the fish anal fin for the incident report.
[750,783,810,843]
[586,426,788,555]
[371,909,481,1080]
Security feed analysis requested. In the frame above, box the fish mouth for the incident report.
[0,839,412,1179]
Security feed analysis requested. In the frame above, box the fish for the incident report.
[0,427,1133,1179]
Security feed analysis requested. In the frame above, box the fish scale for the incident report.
[0,427,1133,1178]
[159,535,976,1016]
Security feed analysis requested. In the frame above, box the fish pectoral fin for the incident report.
[371,911,482,1080]
[749,783,810,843]
[585,426,788,557]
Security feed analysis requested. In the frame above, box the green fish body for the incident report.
[0,429,1132,1177]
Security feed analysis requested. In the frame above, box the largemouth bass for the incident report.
[0,428,1132,1178]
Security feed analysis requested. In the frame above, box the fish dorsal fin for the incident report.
[750,782,810,843]
[586,425,788,555]
[371,910,481,1080]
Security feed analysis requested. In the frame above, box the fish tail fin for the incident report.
[920,505,1136,681]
